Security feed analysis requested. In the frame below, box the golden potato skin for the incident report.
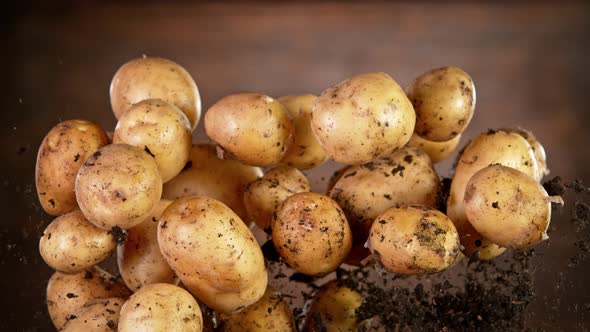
[204,93,294,166]
[502,128,548,180]
[118,283,203,332]
[304,281,366,332]
[61,297,125,332]
[117,199,177,292]
[75,144,163,230]
[311,72,415,165]
[163,144,262,221]
[39,210,116,274]
[278,94,327,169]
[464,165,551,249]
[35,119,109,216]
[406,67,475,142]
[110,57,201,130]
[272,192,352,276]
[113,99,192,183]
[407,133,461,163]
[367,205,460,274]
[158,197,267,313]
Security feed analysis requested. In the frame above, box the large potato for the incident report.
[407,133,461,163]
[35,119,109,216]
[75,144,163,230]
[39,210,115,274]
[501,127,549,180]
[311,72,415,165]
[118,283,203,332]
[113,99,192,183]
[406,67,476,142]
[204,93,294,166]
[61,297,125,332]
[110,57,201,130]
[158,197,267,313]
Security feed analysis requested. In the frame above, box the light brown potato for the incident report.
[158,197,267,313]
[35,120,109,216]
[243,166,310,232]
[39,210,116,274]
[367,205,460,274]
[113,99,192,183]
[407,133,461,163]
[117,199,177,291]
[272,192,352,276]
[406,67,476,142]
[118,283,203,332]
[163,144,262,221]
[501,128,548,180]
[311,72,415,165]
[46,267,131,330]
[278,94,327,169]
[61,297,125,332]
[110,57,201,130]
[204,93,294,166]
[75,144,163,230]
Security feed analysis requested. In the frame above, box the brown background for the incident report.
[1,2,589,330]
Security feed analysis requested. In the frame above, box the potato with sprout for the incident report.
[407,133,461,163]
[61,297,125,332]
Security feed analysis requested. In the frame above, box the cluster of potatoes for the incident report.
[35,56,561,331]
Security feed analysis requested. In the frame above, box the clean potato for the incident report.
[75,144,162,230]
[110,57,201,130]
[113,98,192,183]
[39,210,115,274]
[61,297,125,332]
[36,119,109,216]
[204,93,294,166]
[407,133,461,163]
[158,196,267,313]
[311,72,415,165]
[406,66,476,142]
[502,128,549,180]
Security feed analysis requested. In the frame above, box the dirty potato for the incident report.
[407,133,461,163]
[61,297,125,332]
[501,128,549,180]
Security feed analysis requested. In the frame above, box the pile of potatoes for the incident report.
[35,56,561,331]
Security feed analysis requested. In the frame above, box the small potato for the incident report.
[272,192,352,276]
[244,166,310,232]
[75,144,163,230]
[406,67,476,142]
[501,128,549,180]
[61,297,125,332]
[110,57,201,130]
[407,133,461,163]
[35,119,109,216]
[158,197,267,313]
[39,210,116,274]
[278,94,327,169]
[117,199,177,291]
[118,283,203,332]
[311,72,415,165]
[367,205,460,274]
[163,144,262,221]
[46,267,130,330]
[113,99,192,183]
[204,93,294,166]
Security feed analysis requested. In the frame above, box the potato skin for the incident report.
[118,283,203,332]
[110,57,201,130]
[61,297,125,332]
[39,210,116,274]
[113,99,192,183]
[158,197,267,313]
[501,128,548,180]
[75,144,163,230]
[35,119,109,216]
[407,133,461,163]
[311,72,415,165]
[406,67,475,142]
[304,281,366,332]
[272,192,352,276]
[204,93,294,166]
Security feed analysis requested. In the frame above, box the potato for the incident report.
[75,144,163,230]
[118,283,203,332]
[407,133,461,163]
[110,57,201,130]
[501,128,549,180]
[117,199,177,291]
[61,297,125,332]
[311,72,415,165]
[163,144,262,221]
[35,119,109,216]
[278,94,327,169]
[243,166,310,232]
[204,93,294,166]
[113,99,192,183]
[47,267,130,330]
[367,205,460,274]
[39,210,116,274]
[406,67,475,142]
[158,197,267,313]
[272,192,352,276]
